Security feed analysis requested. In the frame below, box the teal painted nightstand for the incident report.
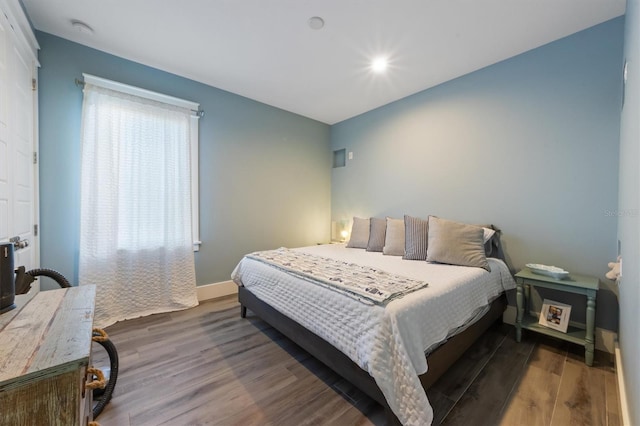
[514,269,599,366]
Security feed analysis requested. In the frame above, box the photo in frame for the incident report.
[539,299,571,333]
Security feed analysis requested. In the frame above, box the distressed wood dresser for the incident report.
[0,285,96,425]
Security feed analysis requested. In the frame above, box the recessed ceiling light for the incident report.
[371,57,388,73]
[71,19,94,35]
[308,16,325,30]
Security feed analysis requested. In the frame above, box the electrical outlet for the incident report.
[348,152,353,160]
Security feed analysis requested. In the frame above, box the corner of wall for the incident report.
[196,281,238,302]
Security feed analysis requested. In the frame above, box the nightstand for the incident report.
[514,269,599,366]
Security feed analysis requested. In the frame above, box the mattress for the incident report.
[231,243,516,425]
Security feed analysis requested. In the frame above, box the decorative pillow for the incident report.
[346,217,370,248]
[477,224,499,257]
[427,216,490,271]
[383,218,405,256]
[482,227,496,244]
[403,215,429,260]
[367,217,387,252]
[482,227,496,256]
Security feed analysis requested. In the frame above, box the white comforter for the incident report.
[231,244,516,425]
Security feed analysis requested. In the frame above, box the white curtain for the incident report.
[79,84,198,328]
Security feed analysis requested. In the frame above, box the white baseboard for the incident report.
[196,280,238,301]
[615,341,631,426]
[502,305,616,354]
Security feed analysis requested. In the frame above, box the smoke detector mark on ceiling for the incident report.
[308,16,324,30]
[71,19,93,34]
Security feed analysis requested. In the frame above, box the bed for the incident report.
[231,220,515,425]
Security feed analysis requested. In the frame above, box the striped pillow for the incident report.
[366,217,387,252]
[403,215,429,260]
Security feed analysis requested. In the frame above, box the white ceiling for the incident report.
[22,0,626,124]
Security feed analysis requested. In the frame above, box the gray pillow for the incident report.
[383,218,405,256]
[346,217,370,248]
[403,215,429,260]
[427,216,490,271]
[367,217,387,252]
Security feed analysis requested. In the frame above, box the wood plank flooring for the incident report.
[93,296,620,426]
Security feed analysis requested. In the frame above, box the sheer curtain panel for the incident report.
[79,83,198,328]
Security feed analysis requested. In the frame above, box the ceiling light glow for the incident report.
[371,57,388,73]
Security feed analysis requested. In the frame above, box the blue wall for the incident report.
[617,0,639,422]
[331,18,624,331]
[37,32,332,287]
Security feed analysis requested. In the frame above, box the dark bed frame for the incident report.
[239,286,507,424]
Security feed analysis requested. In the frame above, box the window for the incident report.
[80,74,201,251]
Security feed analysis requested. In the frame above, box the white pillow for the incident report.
[383,217,405,256]
[346,217,370,248]
[483,227,496,243]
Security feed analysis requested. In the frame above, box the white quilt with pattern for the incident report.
[231,244,516,426]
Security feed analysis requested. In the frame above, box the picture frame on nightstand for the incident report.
[539,299,571,333]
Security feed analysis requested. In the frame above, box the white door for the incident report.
[0,8,38,275]
[0,13,12,249]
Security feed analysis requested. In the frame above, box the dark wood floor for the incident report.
[93,295,620,426]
